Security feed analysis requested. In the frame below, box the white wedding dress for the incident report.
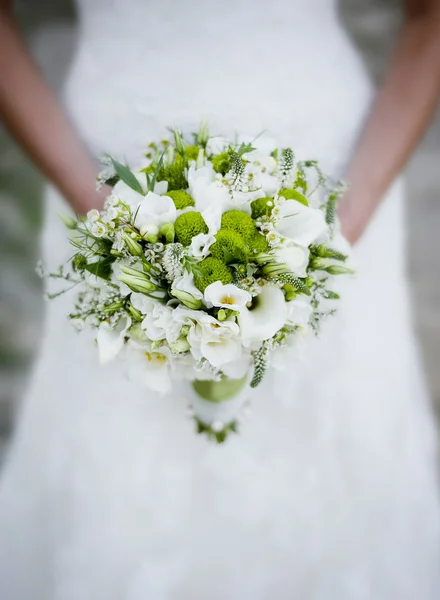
[1,1,439,598]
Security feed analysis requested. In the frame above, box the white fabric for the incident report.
[1,1,440,598]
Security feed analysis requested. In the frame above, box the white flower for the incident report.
[106,206,119,221]
[87,209,100,222]
[285,296,312,327]
[206,136,228,155]
[126,342,172,394]
[188,164,230,212]
[189,232,216,258]
[200,204,223,235]
[113,177,146,209]
[134,192,177,236]
[96,316,131,364]
[266,231,281,247]
[238,286,287,346]
[175,308,243,371]
[272,243,309,277]
[91,222,107,237]
[275,199,327,247]
[204,282,251,311]
[187,316,243,369]
[171,271,203,300]
[131,294,181,344]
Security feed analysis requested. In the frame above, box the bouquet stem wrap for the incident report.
[185,374,251,442]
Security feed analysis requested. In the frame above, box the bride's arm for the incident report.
[0,1,106,213]
[339,0,440,244]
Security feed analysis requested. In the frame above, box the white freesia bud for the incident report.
[196,148,205,169]
[171,290,203,310]
[59,213,78,229]
[141,223,159,242]
[119,265,156,294]
[122,232,143,256]
[197,118,210,146]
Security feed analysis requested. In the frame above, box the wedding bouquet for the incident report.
[44,123,352,442]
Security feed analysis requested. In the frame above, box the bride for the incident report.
[1,0,440,598]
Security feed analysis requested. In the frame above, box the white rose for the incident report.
[273,244,309,277]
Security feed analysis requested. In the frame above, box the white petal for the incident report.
[276,201,327,247]
[204,281,251,310]
[201,337,241,368]
[96,317,130,364]
[172,271,203,300]
[274,244,309,277]
[238,286,287,346]
[286,297,312,327]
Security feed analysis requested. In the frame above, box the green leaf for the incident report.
[84,256,115,280]
[110,158,144,195]
[149,150,166,191]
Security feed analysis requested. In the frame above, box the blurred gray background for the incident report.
[0,0,439,459]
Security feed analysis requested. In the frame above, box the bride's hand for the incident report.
[0,5,108,215]
[336,1,440,246]
[338,192,372,246]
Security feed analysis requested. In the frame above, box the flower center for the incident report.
[221,295,235,305]
[144,351,167,364]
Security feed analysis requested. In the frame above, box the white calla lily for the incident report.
[238,286,287,346]
[204,282,251,311]
[275,199,327,247]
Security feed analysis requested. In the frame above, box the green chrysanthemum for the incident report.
[247,232,269,255]
[250,197,274,220]
[209,229,249,264]
[194,257,233,292]
[186,145,200,161]
[158,155,187,191]
[211,152,231,175]
[221,210,256,241]
[278,188,308,206]
[165,190,195,210]
[174,212,208,246]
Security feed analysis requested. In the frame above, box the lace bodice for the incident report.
[64,0,373,175]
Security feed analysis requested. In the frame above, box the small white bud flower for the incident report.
[106,207,119,220]
[91,222,107,237]
[87,209,100,222]
[211,420,224,433]
[266,231,281,246]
